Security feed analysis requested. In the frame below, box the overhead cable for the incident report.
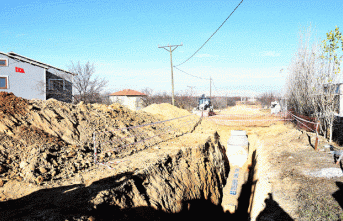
[173,66,210,80]
[174,0,243,67]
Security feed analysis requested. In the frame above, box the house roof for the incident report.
[109,89,146,96]
[0,51,76,76]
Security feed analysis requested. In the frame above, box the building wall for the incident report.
[339,84,343,117]
[46,69,73,103]
[109,95,144,111]
[0,55,46,100]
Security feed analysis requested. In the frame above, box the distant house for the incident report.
[0,51,76,103]
[109,89,146,111]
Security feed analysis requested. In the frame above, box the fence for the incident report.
[206,110,320,150]
[93,114,201,169]
[287,111,318,132]
[93,109,322,169]
[207,112,290,127]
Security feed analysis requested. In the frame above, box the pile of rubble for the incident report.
[0,92,198,185]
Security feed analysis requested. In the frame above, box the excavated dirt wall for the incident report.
[0,92,199,184]
[0,133,230,220]
[0,93,233,220]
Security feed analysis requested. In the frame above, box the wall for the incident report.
[109,95,144,111]
[0,55,46,100]
[46,69,73,103]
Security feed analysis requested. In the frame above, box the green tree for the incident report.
[321,26,343,76]
[319,26,343,142]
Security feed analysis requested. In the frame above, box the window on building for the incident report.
[0,59,8,67]
[0,76,8,89]
[49,79,66,91]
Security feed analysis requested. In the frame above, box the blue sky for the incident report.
[1,0,342,97]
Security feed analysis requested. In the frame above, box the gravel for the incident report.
[306,167,343,178]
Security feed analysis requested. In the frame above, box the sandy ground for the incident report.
[1,99,343,220]
[208,104,343,220]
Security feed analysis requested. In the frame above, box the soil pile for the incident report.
[0,93,227,220]
[142,103,192,119]
[141,103,200,133]
[0,133,229,220]
[0,92,198,185]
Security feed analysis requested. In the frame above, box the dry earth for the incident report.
[0,93,342,220]
[206,105,343,221]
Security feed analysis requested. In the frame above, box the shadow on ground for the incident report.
[0,150,293,221]
[256,193,293,221]
[333,182,343,210]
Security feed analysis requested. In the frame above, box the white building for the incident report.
[0,51,75,102]
[323,83,343,117]
[109,89,146,111]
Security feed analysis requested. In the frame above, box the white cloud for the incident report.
[260,51,281,57]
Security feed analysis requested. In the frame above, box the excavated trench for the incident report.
[0,93,262,220]
[84,131,259,221]
[0,131,261,220]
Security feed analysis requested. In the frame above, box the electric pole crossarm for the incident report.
[158,43,183,48]
[158,43,183,106]
[171,46,180,52]
[163,47,171,52]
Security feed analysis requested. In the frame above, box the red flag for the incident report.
[15,67,25,73]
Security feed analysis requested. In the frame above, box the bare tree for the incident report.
[313,27,343,142]
[68,61,108,104]
[286,26,342,142]
[141,88,154,107]
[175,88,197,111]
[259,91,279,107]
[286,26,318,116]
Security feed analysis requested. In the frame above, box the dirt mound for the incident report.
[0,92,28,119]
[0,133,229,220]
[142,103,192,119]
[0,93,197,185]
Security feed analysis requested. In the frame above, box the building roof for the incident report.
[109,89,146,96]
[0,51,76,76]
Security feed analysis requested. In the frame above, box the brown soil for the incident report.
[0,94,342,220]
[207,105,343,221]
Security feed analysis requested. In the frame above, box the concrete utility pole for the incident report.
[210,77,212,99]
[158,43,183,106]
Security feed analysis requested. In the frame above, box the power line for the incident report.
[173,66,210,80]
[174,0,243,67]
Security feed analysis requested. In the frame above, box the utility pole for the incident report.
[210,77,212,99]
[158,43,183,106]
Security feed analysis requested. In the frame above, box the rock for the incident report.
[19,161,28,169]
[39,167,47,174]
[42,153,48,160]
[88,216,95,221]
[68,151,77,158]
[52,159,58,167]
[0,179,3,187]
[29,163,35,171]
[51,169,57,177]
[36,176,44,184]
[0,165,5,173]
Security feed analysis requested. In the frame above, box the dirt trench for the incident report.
[0,132,234,220]
[0,94,268,220]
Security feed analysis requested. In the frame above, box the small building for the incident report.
[109,89,146,111]
[0,51,76,102]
